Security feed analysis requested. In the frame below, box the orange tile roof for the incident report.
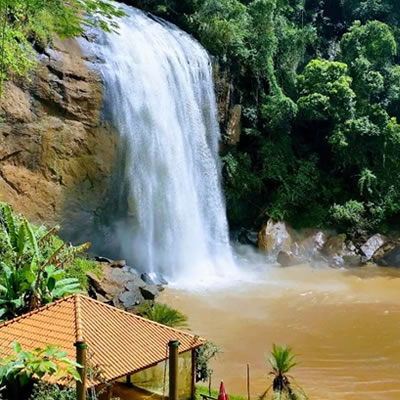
[0,294,205,387]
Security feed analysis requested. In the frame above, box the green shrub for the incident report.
[135,302,188,328]
[330,200,366,228]
[0,342,80,400]
[65,258,103,290]
[29,383,75,400]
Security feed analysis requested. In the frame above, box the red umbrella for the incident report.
[218,381,229,400]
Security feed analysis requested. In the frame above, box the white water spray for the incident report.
[94,5,238,285]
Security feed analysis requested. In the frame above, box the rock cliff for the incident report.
[0,38,116,226]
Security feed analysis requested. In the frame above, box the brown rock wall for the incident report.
[0,38,116,226]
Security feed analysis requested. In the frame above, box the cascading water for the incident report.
[93,4,237,284]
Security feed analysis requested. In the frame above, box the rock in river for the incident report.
[360,234,387,262]
[277,251,302,267]
[258,220,294,256]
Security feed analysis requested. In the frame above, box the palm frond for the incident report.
[269,344,297,374]
[136,302,188,328]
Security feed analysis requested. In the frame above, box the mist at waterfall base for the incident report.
[91,4,254,288]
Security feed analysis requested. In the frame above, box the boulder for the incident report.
[111,259,126,268]
[258,220,294,256]
[322,234,347,257]
[108,267,136,287]
[119,288,144,310]
[299,230,328,256]
[374,243,400,267]
[140,285,159,300]
[125,277,147,291]
[88,263,160,310]
[95,256,113,263]
[87,270,123,298]
[277,251,302,267]
[360,234,387,262]
[140,273,168,286]
[322,235,361,267]
[141,273,156,285]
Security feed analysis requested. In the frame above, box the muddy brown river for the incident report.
[160,265,400,400]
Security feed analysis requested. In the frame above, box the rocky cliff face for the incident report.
[0,36,239,241]
[213,62,242,147]
[0,38,116,226]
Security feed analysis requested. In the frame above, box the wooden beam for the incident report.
[191,349,196,400]
[74,341,87,400]
[169,340,180,400]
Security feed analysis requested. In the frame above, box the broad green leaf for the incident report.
[23,219,40,262]
[16,224,26,258]
[47,277,56,292]
[3,205,17,251]
[12,342,21,354]
[67,367,82,382]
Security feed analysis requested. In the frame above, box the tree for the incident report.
[260,344,307,400]
[195,342,220,383]
[297,59,355,123]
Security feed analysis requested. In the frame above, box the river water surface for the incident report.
[160,265,400,400]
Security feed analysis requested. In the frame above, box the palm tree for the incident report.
[135,302,188,328]
[260,344,307,400]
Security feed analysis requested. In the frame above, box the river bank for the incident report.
[161,264,400,400]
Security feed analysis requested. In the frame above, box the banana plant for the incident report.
[0,263,26,319]
[0,203,89,319]
[39,265,82,304]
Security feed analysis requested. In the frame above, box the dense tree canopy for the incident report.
[132,0,400,235]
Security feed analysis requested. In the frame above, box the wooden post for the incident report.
[105,385,113,400]
[169,340,180,400]
[74,341,87,400]
[191,349,196,400]
[126,374,133,387]
[247,364,250,400]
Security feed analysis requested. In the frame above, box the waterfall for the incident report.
[93,4,236,284]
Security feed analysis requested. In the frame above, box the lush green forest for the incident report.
[2,0,400,236]
[130,0,400,236]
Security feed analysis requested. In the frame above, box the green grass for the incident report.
[196,385,247,400]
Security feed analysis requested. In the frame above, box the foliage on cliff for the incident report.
[133,0,400,234]
[0,0,124,91]
[0,203,97,320]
